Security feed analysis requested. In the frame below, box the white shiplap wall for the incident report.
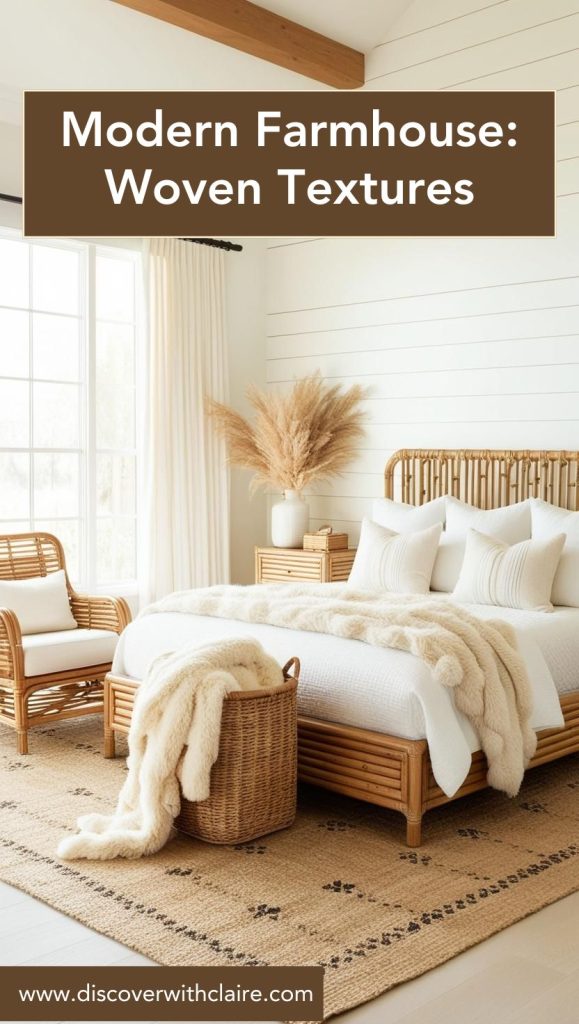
[265,0,579,543]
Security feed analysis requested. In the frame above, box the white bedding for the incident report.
[113,601,577,798]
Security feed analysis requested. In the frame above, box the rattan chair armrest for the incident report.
[0,607,24,681]
[69,593,132,634]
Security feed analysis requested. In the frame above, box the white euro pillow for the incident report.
[432,497,531,592]
[348,518,442,595]
[453,528,565,612]
[372,496,446,533]
[0,569,77,635]
[531,498,579,607]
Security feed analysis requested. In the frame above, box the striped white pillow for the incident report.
[453,528,565,612]
[432,497,531,592]
[348,518,442,595]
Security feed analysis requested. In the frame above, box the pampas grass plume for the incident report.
[206,375,367,492]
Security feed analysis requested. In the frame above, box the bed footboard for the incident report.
[298,717,428,846]
[298,690,579,847]
[103,674,579,848]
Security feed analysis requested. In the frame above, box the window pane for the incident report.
[32,245,80,315]
[33,314,80,382]
[35,519,80,582]
[0,521,31,535]
[96,321,134,381]
[0,237,29,309]
[96,384,134,450]
[0,308,29,378]
[96,323,135,450]
[96,255,135,322]
[0,453,29,518]
[34,453,79,517]
[97,454,136,516]
[33,382,80,448]
[0,379,29,446]
[97,517,136,583]
[0,235,141,589]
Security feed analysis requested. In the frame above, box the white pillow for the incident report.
[453,528,565,612]
[0,569,77,635]
[348,519,442,595]
[531,498,579,607]
[432,497,531,592]
[372,496,446,533]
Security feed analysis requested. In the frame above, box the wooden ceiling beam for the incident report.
[111,0,365,89]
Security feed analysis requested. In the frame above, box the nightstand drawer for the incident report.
[257,550,323,582]
[329,549,357,581]
[255,546,356,584]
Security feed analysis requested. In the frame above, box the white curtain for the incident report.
[141,238,230,603]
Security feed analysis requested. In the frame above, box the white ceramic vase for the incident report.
[271,489,310,548]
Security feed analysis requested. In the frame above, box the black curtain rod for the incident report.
[0,198,242,253]
[0,195,239,251]
[180,237,243,252]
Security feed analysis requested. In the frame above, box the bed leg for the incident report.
[405,743,426,847]
[103,675,115,758]
[104,725,115,758]
[17,728,29,756]
[406,816,422,847]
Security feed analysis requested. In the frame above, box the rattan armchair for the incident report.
[0,533,131,754]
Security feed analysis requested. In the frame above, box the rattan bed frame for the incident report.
[297,449,579,846]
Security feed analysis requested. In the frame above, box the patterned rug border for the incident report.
[1,721,579,1021]
[2,844,579,1021]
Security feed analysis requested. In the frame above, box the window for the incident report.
[0,230,140,592]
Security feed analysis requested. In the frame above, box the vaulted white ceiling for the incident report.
[251,0,413,53]
[0,0,413,124]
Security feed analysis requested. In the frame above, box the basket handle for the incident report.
[282,656,300,682]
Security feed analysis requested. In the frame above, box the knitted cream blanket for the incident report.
[143,584,537,797]
[58,637,284,861]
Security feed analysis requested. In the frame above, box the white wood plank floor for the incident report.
[1,881,578,1023]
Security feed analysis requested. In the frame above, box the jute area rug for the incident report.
[1,718,579,1021]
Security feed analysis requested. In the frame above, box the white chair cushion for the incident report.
[22,628,119,677]
[0,569,77,635]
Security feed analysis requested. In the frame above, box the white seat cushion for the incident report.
[22,628,119,677]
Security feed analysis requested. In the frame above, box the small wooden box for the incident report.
[303,532,349,552]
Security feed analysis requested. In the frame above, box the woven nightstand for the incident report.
[255,546,356,584]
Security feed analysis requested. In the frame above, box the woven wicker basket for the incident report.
[176,657,300,845]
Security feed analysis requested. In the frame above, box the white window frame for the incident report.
[0,227,142,597]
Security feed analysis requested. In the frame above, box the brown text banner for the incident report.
[24,91,555,237]
[0,965,324,1021]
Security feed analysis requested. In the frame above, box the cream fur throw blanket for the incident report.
[144,584,537,797]
[58,637,284,861]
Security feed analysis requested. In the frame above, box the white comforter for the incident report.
[113,600,573,798]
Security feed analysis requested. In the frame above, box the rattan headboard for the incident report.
[384,450,579,511]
